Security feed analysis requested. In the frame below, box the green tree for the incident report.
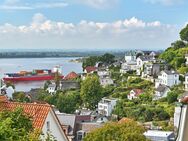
[180,24,188,42]
[80,75,102,109]
[57,91,81,113]
[166,91,178,104]
[12,92,30,102]
[0,108,33,141]
[82,56,99,69]
[171,40,186,50]
[99,53,115,64]
[84,120,148,141]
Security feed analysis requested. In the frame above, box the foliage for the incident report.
[99,53,115,64]
[12,92,30,102]
[82,53,115,68]
[0,108,33,141]
[166,91,178,104]
[84,120,148,141]
[82,56,99,69]
[80,75,103,109]
[160,24,188,71]
[57,90,81,113]
[180,24,188,42]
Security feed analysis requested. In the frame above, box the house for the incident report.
[124,50,137,62]
[137,55,156,68]
[47,83,56,94]
[142,63,160,78]
[56,113,77,141]
[64,72,78,80]
[185,73,188,91]
[84,66,97,74]
[127,89,144,100]
[0,102,68,141]
[98,97,118,116]
[155,70,180,88]
[97,69,110,77]
[153,85,170,100]
[174,105,182,129]
[76,115,108,141]
[144,130,175,141]
[56,110,94,141]
[99,76,114,87]
[120,61,138,73]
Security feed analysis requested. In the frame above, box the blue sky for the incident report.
[0,0,187,50]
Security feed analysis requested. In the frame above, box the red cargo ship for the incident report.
[3,66,64,82]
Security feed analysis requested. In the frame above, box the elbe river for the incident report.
[0,57,83,92]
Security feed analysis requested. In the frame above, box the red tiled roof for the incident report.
[85,66,97,73]
[64,72,78,80]
[0,102,51,129]
[132,89,144,96]
[118,118,133,124]
[0,95,8,102]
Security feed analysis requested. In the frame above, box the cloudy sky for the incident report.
[0,0,187,51]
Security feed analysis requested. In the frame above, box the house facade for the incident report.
[99,76,114,87]
[185,73,188,91]
[156,70,180,87]
[153,85,170,100]
[124,50,137,63]
[98,97,117,116]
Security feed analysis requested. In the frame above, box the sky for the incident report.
[0,0,188,51]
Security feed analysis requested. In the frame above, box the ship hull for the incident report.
[3,75,64,82]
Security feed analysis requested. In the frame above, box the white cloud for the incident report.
[0,0,68,10]
[0,13,180,50]
[145,0,183,5]
[73,0,119,9]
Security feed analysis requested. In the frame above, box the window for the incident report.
[47,121,50,131]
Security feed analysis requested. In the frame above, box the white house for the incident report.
[97,69,110,77]
[98,97,118,116]
[137,55,156,69]
[120,61,138,73]
[127,89,144,100]
[142,63,160,78]
[185,73,188,91]
[99,77,114,87]
[47,84,56,94]
[0,101,68,141]
[156,70,180,87]
[144,130,175,141]
[124,50,137,63]
[153,85,170,100]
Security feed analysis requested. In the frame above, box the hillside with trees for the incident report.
[160,24,188,74]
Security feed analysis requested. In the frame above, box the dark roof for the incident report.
[156,85,169,92]
[57,113,76,135]
[163,70,179,75]
[138,55,155,61]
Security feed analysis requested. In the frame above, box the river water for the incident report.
[0,57,83,92]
